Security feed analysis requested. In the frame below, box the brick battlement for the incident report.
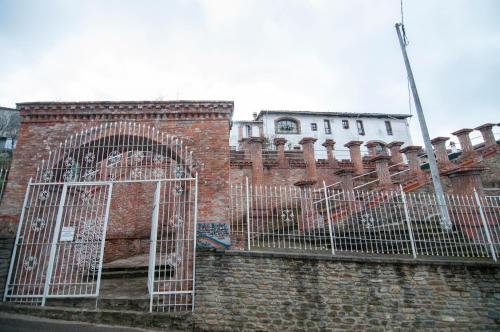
[18,100,234,122]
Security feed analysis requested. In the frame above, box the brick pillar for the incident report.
[335,168,355,193]
[451,128,477,160]
[273,137,288,168]
[387,141,405,164]
[238,137,250,153]
[372,155,393,189]
[322,139,338,167]
[366,141,377,157]
[366,141,387,157]
[475,123,497,148]
[400,145,424,177]
[431,136,453,169]
[345,141,364,175]
[299,137,318,183]
[249,137,264,186]
[443,166,486,196]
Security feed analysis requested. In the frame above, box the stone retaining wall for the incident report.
[194,251,500,331]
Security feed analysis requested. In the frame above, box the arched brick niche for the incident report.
[0,101,234,236]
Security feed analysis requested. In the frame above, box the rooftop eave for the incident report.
[256,110,412,120]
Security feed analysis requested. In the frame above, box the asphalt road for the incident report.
[0,312,157,332]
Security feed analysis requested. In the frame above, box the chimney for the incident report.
[252,112,258,120]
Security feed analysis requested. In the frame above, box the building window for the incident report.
[245,125,252,137]
[275,119,299,134]
[385,121,393,135]
[311,123,317,131]
[356,120,365,135]
[324,120,331,134]
[342,120,349,129]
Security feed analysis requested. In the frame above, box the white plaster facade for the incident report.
[230,110,412,159]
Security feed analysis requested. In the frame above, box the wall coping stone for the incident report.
[199,249,500,268]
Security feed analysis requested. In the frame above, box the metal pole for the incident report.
[148,181,161,312]
[323,181,336,256]
[395,23,451,230]
[400,185,417,259]
[245,177,251,251]
[192,173,199,312]
[473,189,497,262]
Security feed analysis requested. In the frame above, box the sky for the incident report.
[0,0,499,145]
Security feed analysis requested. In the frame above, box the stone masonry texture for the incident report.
[194,251,500,332]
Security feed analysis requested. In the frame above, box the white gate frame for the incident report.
[148,174,198,312]
[4,181,114,305]
[4,122,200,311]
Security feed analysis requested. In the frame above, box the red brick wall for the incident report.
[229,164,340,188]
[0,101,233,262]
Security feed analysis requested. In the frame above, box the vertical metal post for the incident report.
[323,181,336,256]
[192,173,199,312]
[473,189,497,262]
[148,181,161,312]
[95,183,113,298]
[395,23,451,230]
[400,185,417,259]
[42,183,69,306]
[246,177,251,251]
[3,178,32,302]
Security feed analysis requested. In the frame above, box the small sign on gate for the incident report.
[60,226,75,242]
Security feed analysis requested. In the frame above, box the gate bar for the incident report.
[474,189,497,262]
[29,178,197,186]
[95,183,114,297]
[148,181,161,312]
[42,183,69,306]
[3,178,33,302]
[191,173,199,312]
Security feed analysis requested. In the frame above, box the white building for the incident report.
[230,110,412,159]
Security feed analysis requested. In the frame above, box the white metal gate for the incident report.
[3,181,112,305]
[3,122,199,312]
[148,177,198,312]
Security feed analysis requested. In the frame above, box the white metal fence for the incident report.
[231,179,500,261]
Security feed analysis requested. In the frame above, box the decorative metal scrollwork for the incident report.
[131,167,142,179]
[23,256,38,271]
[174,184,184,195]
[82,169,96,181]
[165,253,182,268]
[361,213,374,228]
[81,189,94,204]
[41,170,53,182]
[31,218,47,232]
[63,169,76,182]
[168,215,184,230]
[281,209,294,223]
[130,150,144,164]
[153,154,164,164]
[84,152,95,164]
[74,218,103,272]
[64,156,75,167]
[107,150,122,166]
[152,168,164,178]
[38,190,50,201]
[174,165,185,178]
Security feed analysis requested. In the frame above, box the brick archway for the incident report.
[1,101,234,313]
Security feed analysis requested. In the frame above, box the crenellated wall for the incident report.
[231,123,499,194]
